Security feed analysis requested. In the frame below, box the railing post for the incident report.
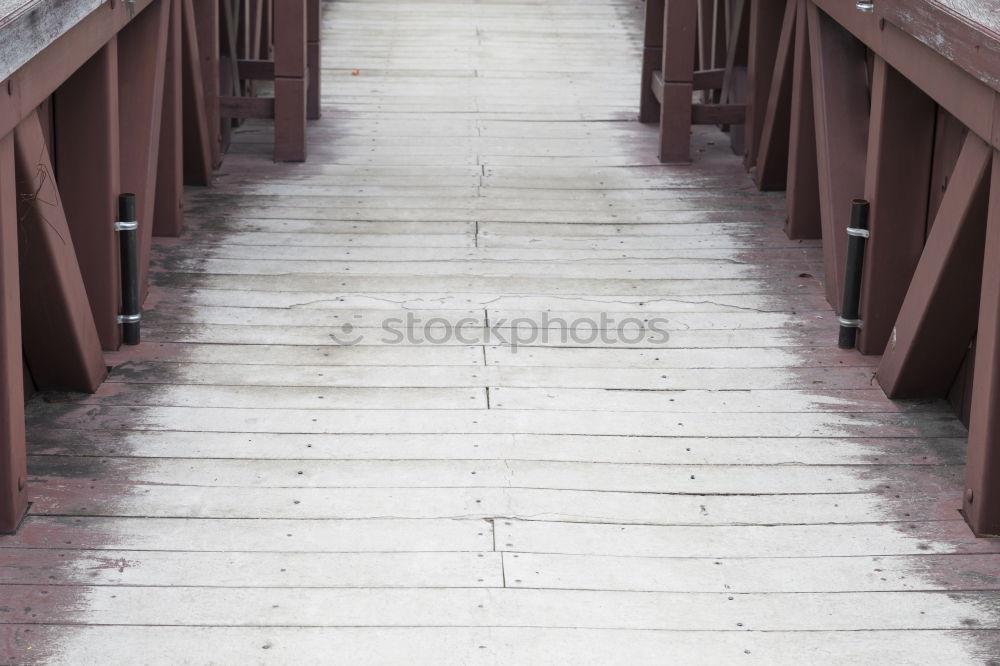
[0,133,26,534]
[307,0,322,120]
[964,151,1000,536]
[273,0,307,161]
[53,41,123,351]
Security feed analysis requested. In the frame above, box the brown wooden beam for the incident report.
[963,150,1000,537]
[692,68,725,91]
[155,0,185,238]
[744,0,785,171]
[118,0,171,302]
[273,0,307,162]
[696,0,717,77]
[307,0,322,120]
[193,0,222,168]
[691,103,746,125]
[13,110,106,393]
[53,41,122,352]
[220,96,276,119]
[237,59,275,81]
[0,133,26,534]
[807,3,869,308]
[259,0,273,61]
[658,0,699,164]
[639,0,665,123]
[721,0,749,154]
[218,0,241,153]
[753,0,796,190]
[877,133,992,398]
[857,57,936,356]
[181,0,214,185]
[784,0,820,240]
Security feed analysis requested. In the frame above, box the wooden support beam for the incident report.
[753,0,796,190]
[858,57,937,356]
[691,103,746,125]
[155,0,185,237]
[192,0,222,168]
[806,3,870,308]
[963,151,1000,537]
[719,0,747,107]
[118,0,171,302]
[744,0,786,171]
[877,133,992,398]
[307,0,321,120]
[639,0,665,123]
[238,59,275,81]
[658,0,699,164]
[721,0,749,154]
[181,0,214,186]
[219,96,275,119]
[692,68,725,91]
[259,0,273,61]
[218,0,241,152]
[53,41,122,352]
[0,133,26,534]
[696,0,716,72]
[784,0,820,239]
[273,0,307,162]
[13,111,106,393]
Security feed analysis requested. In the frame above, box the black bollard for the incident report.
[116,194,141,345]
[838,199,870,349]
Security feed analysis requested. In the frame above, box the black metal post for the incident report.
[838,199,870,349]
[117,194,141,345]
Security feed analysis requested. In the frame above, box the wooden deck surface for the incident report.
[4,0,1000,663]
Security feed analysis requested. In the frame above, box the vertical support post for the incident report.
[639,0,665,124]
[181,0,214,185]
[784,0,820,239]
[307,0,322,120]
[752,0,796,189]
[155,0,185,237]
[13,111,106,393]
[721,0,749,155]
[0,133,26,534]
[964,151,1000,536]
[53,41,122,351]
[743,0,784,171]
[193,0,222,167]
[259,0,273,61]
[118,0,171,301]
[274,0,307,162]
[806,3,870,308]
[658,0,698,164]
[857,57,936,355]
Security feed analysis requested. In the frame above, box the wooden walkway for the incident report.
[4,0,1000,663]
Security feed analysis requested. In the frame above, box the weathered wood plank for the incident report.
[3,626,996,666]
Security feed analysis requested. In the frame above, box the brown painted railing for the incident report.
[0,0,321,533]
[643,0,1000,536]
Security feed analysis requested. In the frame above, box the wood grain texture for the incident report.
[2,0,999,662]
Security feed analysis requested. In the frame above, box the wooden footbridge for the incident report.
[1,0,1000,663]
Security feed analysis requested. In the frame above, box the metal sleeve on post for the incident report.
[117,193,141,346]
[838,199,870,349]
